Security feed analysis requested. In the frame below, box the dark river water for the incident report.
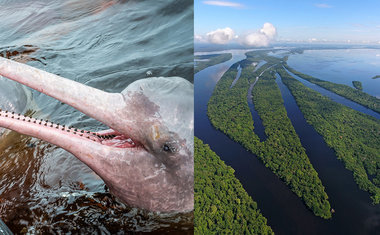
[195,51,380,235]
[0,0,193,233]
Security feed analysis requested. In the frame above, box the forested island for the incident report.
[207,52,332,219]
[194,137,273,234]
[277,67,380,204]
[372,75,380,79]
[283,63,380,113]
[194,53,232,73]
[352,81,363,90]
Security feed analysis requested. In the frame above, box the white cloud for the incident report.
[308,38,318,43]
[194,34,206,43]
[203,1,244,8]
[240,23,277,47]
[315,3,333,8]
[206,27,235,44]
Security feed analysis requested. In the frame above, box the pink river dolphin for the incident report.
[0,57,193,213]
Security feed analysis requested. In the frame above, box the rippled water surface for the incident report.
[0,0,193,233]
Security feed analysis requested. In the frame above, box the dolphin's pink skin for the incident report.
[0,57,194,213]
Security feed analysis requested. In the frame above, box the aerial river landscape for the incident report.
[195,48,380,234]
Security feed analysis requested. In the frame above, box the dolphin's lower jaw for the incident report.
[0,110,138,149]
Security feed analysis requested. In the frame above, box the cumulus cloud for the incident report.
[315,3,333,8]
[203,1,244,8]
[194,34,206,43]
[240,23,277,47]
[206,27,235,44]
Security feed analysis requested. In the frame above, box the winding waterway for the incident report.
[247,81,267,142]
[195,51,380,234]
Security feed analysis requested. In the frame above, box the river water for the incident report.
[0,0,193,233]
[287,49,380,98]
[195,50,380,234]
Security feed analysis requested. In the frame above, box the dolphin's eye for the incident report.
[162,143,177,153]
[163,144,171,152]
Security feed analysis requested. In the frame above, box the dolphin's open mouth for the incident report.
[0,109,138,149]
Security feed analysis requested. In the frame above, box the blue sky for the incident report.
[195,0,380,44]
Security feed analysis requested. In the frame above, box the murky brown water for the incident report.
[0,0,193,233]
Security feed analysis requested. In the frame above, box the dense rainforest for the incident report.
[352,81,363,90]
[194,53,232,74]
[282,63,380,114]
[277,67,380,204]
[207,52,332,219]
[194,137,273,234]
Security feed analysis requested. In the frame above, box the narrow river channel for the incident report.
[284,68,380,120]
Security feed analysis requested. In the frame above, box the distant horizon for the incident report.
[194,41,380,52]
[195,0,380,46]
